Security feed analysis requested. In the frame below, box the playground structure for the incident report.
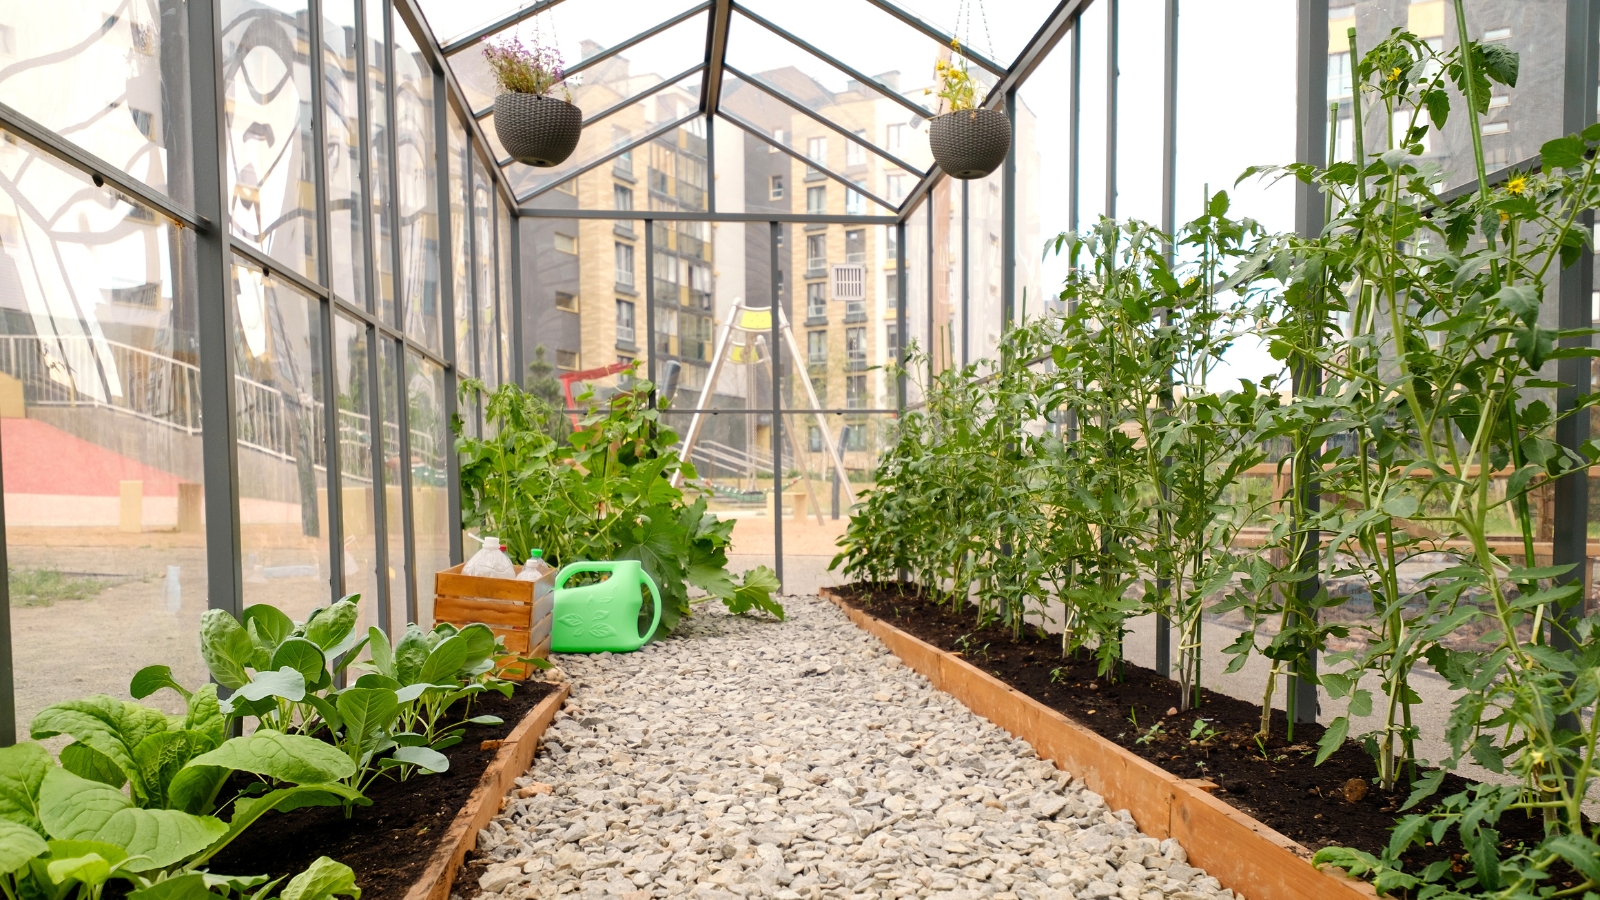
[673,299,856,525]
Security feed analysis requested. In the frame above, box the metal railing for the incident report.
[0,334,440,478]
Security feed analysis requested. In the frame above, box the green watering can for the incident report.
[551,560,662,653]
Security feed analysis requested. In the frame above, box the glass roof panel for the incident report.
[735,0,993,106]
[415,0,527,49]
[725,11,941,130]
[719,72,932,180]
[880,0,1061,67]
[501,72,703,202]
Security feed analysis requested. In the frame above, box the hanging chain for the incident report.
[951,0,995,62]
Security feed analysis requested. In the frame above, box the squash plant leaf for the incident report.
[0,743,53,834]
[0,820,46,875]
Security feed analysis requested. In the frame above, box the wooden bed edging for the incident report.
[820,589,1378,900]
[402,683,570,900]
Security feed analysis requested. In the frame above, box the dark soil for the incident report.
[207,682,555,900]
[832,582,1579,890]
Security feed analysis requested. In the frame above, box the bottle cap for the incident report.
[530,549,543,558]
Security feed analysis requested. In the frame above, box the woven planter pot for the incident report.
[929,107,1012,180]
[493,93,582,168]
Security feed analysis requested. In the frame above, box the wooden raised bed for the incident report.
[435,564,556,679]
[402,682,569,900]
[820,588,1378,900]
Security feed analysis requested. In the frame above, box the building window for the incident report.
[556,349,580,370]
[770,174,784,200]
[846,375,867,409]
[770,127,785,151]
[885,226,899,260]
[886,271,899,303]
[806,185,826,214]
[614,126,634,175]
[1481,121,1509,136]
[1327,51,1352,101]
[846,132,866,166]
[886,323,900,364]
[555,232,577,254]
[886,123,907,154]
[616,299,636,345]
[809,426,824,453]
[1483,26,1511,41]
[614,185,634,211]
[808,330,828,365]
[846,327,866,369]
[806,235,827,277]
[845,187,864,215]
[844,420,868,449]
[615,242,635,287]
[845,229,865,263]
[807,136,827,171]
[555,291,578,312]
[807,282,828,320]
[1488,94,1509,109]
[887,174,906,202]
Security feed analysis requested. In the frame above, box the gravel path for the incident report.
[469,596,1236,900]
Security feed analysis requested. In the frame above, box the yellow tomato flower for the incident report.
[1506,173,1527,195]
[1388,66,1402,82]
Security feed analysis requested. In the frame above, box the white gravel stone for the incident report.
[464,595,1236,900]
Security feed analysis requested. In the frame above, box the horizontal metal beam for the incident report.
[0,101,203,229]
[514,111,700,203]
[565,3,713,79]
[722,64,924,175]
[515,207,899,223]
[717,110,900,212]
[228,238,329,299]
[730,2,930,121]
[860,0,1005,75]
[442,0,571,56]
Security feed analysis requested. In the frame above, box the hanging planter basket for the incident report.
[929,107,1012,180]
[493,93,582,168]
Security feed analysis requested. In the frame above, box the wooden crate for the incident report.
[433,563,555,680]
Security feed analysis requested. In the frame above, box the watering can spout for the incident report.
[550,560,663,653]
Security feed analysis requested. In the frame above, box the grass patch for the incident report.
[7,566,109,607]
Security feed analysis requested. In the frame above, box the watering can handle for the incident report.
[640,571,662,644]
[553,561,619,590]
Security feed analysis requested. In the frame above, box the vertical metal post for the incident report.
[1069,23,1081,230]
[1002,89,1017,335]
[190,0,244,617]
[896,219,908,410]
[1288,0,1330,725]
[1554,0,1599,654]
[960,179,969,368]
[360,0,391,631]
[510,213,524,385]
[926,199,935,382]
[436,70,464,566]
[1105,0,1118,219]
[705,114,716,214]
[0,423,14,743]
[769,221,785,589]
[1154,0,1179,679]
[310,0,346,602]
[645,217,657,402]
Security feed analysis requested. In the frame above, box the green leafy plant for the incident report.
[455,373,782,634]
[481,35,569,101]
[926,39,977,113]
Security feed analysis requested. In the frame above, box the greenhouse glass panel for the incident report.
[231,263,328,620]
[324,0,367,305]
[1076,0,1107,230]
[367,0,396,320]
[0,147,208,728]
[223,0,318,282]
[475,163,499,390]
[332,311,381,631]
[882,0,1060,68]
[0,0,191,202]
[1113,0,1165,225]
[778,412,893,593]
[395,11,441,353]
[377,335,409,625]
[407,350,449,627]
[449,115,473,379]
[966,169,1004,366]
[904,200,930,407]
[1019,32,1069,323]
